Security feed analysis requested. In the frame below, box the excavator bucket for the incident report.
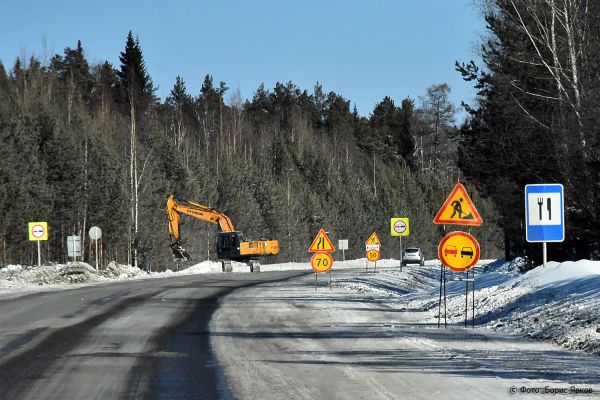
[170,242,192,261]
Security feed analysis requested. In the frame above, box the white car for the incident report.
[402,247,425,266]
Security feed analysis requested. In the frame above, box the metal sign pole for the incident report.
[465,269,469,327]
[443,267,447,328]
[472,270,476,329]
[329,271,332,291]
[542,242,547,267]
[315,273,318,291]
[95,239,99,271]
[399,235,403,271]
[437,263,443,328]
[37,241,41,268]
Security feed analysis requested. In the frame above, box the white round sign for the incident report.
[393,220,407,234]
[32,224,45,238]
[89,226,102,240]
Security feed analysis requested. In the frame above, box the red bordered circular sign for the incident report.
[438,231,480,272]
[311,252,333,273]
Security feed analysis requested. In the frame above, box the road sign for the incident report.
[338,239,348,250]
[67,236,82,257]
[311,252,333,273]
[366,249,380,262]
[391,218,409,236]
[434,183,482,226]
[28,222,48,241]
[438,231,480,272]
[525,184,564,242]
[89,226,102,240]
[365,232,381,245]
[308,229,335,252]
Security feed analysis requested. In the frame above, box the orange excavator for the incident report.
[166,195,279,272]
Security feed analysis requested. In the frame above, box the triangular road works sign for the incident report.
[308,229,335,252]
[433,182,483,226]
[365,232,381,245]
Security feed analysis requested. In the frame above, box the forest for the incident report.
[1,0,598,270]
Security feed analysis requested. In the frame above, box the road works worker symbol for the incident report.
[366,249,380,262]
[438,231,480,272]
[434,183,482,226]
[308,229,335,252]
[28,222,48,241]
[311,252,333,273]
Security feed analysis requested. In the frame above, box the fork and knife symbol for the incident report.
[537,197,552,220]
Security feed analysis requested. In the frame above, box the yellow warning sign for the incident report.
[433,183,483,226]
[365,232,381,245]
[308,229,335,252]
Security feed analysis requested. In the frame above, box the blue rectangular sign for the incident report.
[525,184,564,242]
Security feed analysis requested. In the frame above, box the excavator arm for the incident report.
[166,195,235,260]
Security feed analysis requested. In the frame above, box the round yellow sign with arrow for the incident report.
[438,231,480,272]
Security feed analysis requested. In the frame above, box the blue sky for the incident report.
[1,0,485,119]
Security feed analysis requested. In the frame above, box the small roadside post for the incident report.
[525,184,564,267]
[391,217,409,270]
[338,239,348,261]
[28,222,48,268]
[89,226,102,270]
[308,229,335,290]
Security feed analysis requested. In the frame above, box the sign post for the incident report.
[525,184,564,267]
[338,239,348,261]
[433,182,483,329]
[308,229,335,290]
[89,226,103,270]
[28,222,48,268]
[391,217,409,270]
[365,232,381,272]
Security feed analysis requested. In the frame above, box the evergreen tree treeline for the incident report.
[457,0,600,263]
[0,33,503,270]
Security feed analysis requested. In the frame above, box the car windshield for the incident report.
[405,248,419,253]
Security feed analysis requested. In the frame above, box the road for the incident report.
[1,268,598,399]
[211,268,600,400]
[0,271,304,399]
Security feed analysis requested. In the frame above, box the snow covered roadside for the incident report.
[333,259,600,356]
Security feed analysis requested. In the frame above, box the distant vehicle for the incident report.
[461,247,474,259]
[402,247,425,266]
[444,245,458,257]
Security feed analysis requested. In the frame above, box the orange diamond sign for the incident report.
[308,229,335,252]
[433,183,482,226]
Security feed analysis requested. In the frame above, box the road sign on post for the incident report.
[391,217,409,270]
[89,226,103,271]
[390,218,409,236]
[338,239,348,261]
[308,229,335,252]
[28,222,48,269]
[308,229,335,290]
[438,231,480,272]
[525,184,564,268]
[434,183,482,226]
[525,184,564,242]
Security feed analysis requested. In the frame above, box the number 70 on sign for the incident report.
[311,252,333,273]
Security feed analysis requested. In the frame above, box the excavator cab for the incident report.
[216,231,245,260]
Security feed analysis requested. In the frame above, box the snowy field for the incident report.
[1,257,598,356]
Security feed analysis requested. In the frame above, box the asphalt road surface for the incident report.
[1,269,599,400]
[0,271,304,399]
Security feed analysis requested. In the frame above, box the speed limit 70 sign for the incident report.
[311,252,333,273]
